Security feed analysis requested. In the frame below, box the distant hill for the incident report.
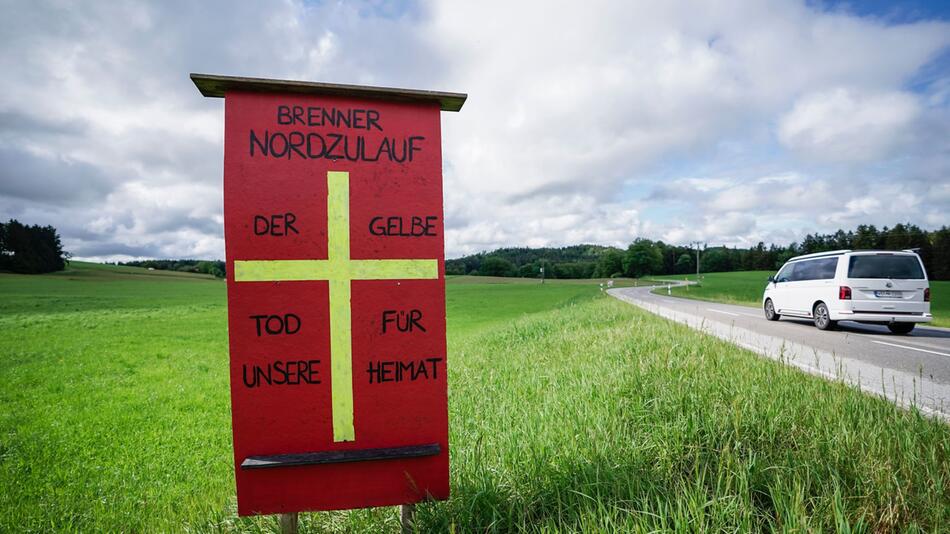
[120,259,225,278]
[447,223,950,280]
[103,223,949,281]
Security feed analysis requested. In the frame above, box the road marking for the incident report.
[867,336,950,352]
[870,340,950,358]
[708,308,740,317]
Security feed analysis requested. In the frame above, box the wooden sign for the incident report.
[192,74,465,516]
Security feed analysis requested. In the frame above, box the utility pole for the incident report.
[691,241,704,285]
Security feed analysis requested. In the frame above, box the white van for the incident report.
[763,250,932,334]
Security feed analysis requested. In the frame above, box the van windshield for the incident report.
[848,255,925,279]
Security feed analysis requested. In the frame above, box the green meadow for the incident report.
[1,263,948,532]
[652,270,950,328]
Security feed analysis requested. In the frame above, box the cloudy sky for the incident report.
[1,0,948,260]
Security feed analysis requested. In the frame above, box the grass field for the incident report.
[1,263,948,532]
[651,270,950,328]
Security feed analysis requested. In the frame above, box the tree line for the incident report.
[446,223,950,281]
[121,259,226,278]
[0,219,68,274]
[446,245,614,279]
[5,219,945,281]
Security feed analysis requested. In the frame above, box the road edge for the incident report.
[608,287,950,422]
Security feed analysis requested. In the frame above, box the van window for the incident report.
[813,257,838,279]
[789,262,807,281]
[775,263,793,282]
[788,257,837,281]
[848,255,925,279]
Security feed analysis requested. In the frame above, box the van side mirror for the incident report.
[767,275,775,283]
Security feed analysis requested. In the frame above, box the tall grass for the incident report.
[422,298,949,532]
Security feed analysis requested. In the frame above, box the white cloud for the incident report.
[705,211,757,239]
[820,187,924,228]
[428,1,949,253]
[0,0,948,260]
[778,88,920,161]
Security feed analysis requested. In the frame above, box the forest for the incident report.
[0,219,68,274]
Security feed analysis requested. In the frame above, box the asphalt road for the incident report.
[608,284,950,420]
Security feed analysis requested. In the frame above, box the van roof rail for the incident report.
[788,249,850,262]
[903,248,921,253]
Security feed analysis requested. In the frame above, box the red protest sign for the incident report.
[192,74,465,516]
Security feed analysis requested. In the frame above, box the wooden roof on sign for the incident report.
[190,73,467,112]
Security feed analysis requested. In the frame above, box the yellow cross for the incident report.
[233,171,439,442]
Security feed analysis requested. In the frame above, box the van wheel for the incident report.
[764,299,780,321]
[813,302,836,330]
[887,323,915,335]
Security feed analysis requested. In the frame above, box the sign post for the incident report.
[192,73,465,522]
